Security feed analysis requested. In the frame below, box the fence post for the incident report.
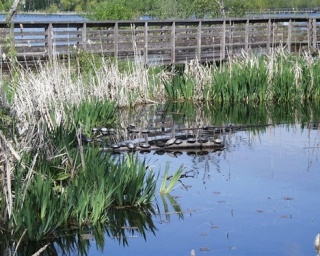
[171,21,176,64]
[245,19,249,52]
[220,20,226,61]
[267,19,271,54]
[144,21,148,65]
[287,19,292,52]
[45,23,53,60]
[312,18,317,49]
[196,20,202,61]
[114,22,119,58]
[81,22,87,51]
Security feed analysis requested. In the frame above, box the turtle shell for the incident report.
[127,143,136,150]
[214,138,222,144]
[156,141,166,147]
[108,128,115,135]
[197,137,208,143]
[141,129,150,134]
[81,134,92,143]
[174,139,183,145]
[187,137,196,143]
[100,127,108,135]
[128,128,140,133]
[139,142,151,149]
[110,144,120,149]
[166,138,176,146]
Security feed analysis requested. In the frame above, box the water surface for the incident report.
[84,102,320,256]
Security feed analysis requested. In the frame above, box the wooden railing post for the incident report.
[81,22,87,51]
[171,21,176,64]
[308,18,313,50]
[114,22,119,58]
[312,18,317,49]
[267,19,271,54]
[220,20,226,61]
[287,19,292,52]
[144,22,148,65]
[45,23,53,60]
[245,19,249,52]
[196,20,202,61]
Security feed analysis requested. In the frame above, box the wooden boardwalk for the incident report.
[0,17,319,66]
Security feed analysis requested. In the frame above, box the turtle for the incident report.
[141,129,150,134]
[214,138,223,145]
[139,142,151,149]
[165,137,176,146]
[174,139,183,145]
[81,134,92,143]
[155,141,166,147]
[128,127,140,133]
[127,142,136,151]
[108,128,115,135]
[197,137,208,143]
[127,123,136,129]
[100,127,108,136]
[110,143,120,149]
[187,137,196,143]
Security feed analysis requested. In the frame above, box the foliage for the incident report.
[162,51,320,103]
[164,74,196,101]
[4,0,320,18]
[69,98,117,135]
[160,164,183,194]
[89,0,135,20]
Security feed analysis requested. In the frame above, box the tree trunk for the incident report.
[5,0,22,23]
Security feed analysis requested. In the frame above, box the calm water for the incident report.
[78,102,320,256]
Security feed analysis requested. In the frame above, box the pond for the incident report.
[4,102,320,255]
[78,102,320,255]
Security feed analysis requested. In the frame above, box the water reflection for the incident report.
[1,197,183,255]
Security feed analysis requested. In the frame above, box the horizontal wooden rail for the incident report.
[0,17,319,66]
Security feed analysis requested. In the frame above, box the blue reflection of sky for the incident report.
[0,13,87,22]
[87,124,320,256]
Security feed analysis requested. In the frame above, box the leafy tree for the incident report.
[190,0,221,18]
[91,0,134,20]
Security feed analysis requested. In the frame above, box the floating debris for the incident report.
[200,247,211,251]
[282,196,294,201]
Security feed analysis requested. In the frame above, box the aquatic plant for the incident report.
[162,49,320,103]
[160,164,183,194]
[164,74,196,101]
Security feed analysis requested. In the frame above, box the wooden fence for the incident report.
[0,17,319,65]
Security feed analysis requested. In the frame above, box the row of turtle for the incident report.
[107,137,223,152]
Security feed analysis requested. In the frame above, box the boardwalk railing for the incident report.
[0,17,319,65]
